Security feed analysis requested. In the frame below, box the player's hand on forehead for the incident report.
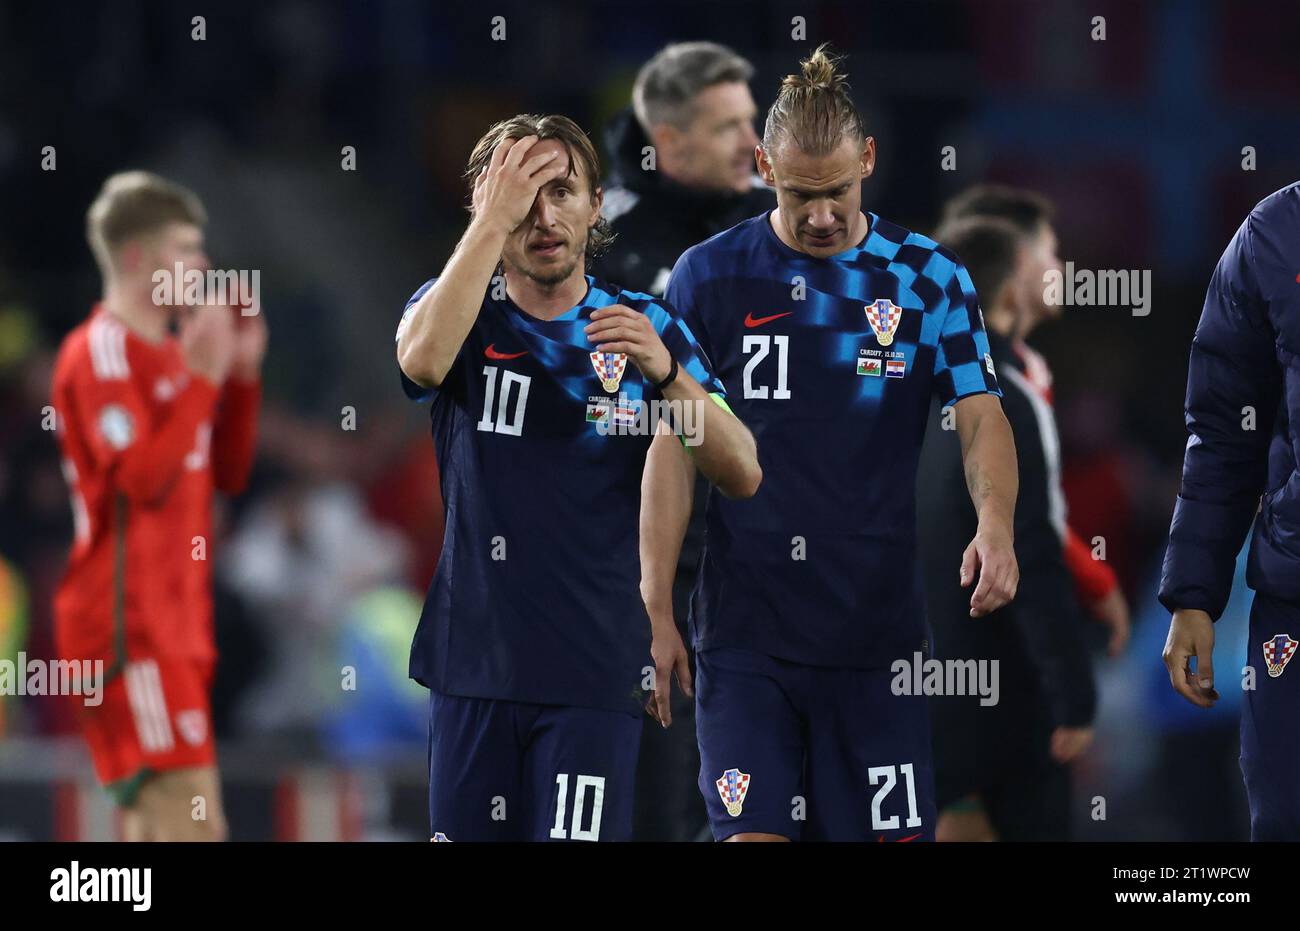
[473,134,571,230]
[495,133,535,168]
[493,134,570,179]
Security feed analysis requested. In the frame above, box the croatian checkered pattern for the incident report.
[716,768,750,808]
[663,211,1001,667]
[859,216,999,405]
[590,350,628,392]
[866,298,902,344]
[1264,634,1297,677]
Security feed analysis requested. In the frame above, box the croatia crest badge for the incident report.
[865,298,902,347]
[716,767,750,817]
[590,351,628,393]
[1263,634,1298,678]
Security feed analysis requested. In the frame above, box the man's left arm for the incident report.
[952,393,1019,616]
[937,255,1019,616]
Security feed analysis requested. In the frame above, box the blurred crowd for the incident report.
[1,0,1299,838]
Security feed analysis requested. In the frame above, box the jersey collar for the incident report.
[499,275,594,324]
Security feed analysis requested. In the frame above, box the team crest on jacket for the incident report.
[590,351,628,393]
[1263,634,1298,678]
[865,298,902,346]
[716,768,750,817]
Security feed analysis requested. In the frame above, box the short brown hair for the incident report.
[464,114,613,258]
[763,44,866,157]
[941,184,1054,239]
[933,216,1024,309]
[86,171,207,274]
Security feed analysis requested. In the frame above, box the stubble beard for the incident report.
[508,228,590,289]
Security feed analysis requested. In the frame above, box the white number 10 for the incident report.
[476,365,530,435]
[549,773,606,841]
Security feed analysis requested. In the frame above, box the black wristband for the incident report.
[654,355,679,391]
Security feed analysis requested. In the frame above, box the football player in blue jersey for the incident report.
[641,46,1021,841]
[396,113,760,841]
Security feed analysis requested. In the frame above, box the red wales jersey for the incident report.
[51,305,260,668]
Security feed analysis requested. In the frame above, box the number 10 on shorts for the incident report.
[549,773,606,841]
[868,763,923,830]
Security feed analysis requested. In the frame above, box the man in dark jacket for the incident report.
[593,41,773,841]
[1160,182,1300,841]
[941,185,1131,660]
[595,42,773,296]
[917,216,1097,841]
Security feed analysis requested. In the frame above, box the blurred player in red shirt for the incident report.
[51,171,266,840]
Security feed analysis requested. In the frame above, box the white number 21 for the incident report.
[742,334,791,400]
[868,763,922,830]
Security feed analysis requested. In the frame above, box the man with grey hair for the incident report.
[595,40,773,842]
[596,41,772,295]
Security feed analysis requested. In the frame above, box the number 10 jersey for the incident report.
[397,276,724,715]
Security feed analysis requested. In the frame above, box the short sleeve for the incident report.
[396,277,468,404]
[932,260,1001,406]
[646,297,725,397]
[664,249,716,369]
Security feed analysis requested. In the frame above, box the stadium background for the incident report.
[0,0,1297,840]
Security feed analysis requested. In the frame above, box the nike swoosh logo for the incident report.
[744,311,793,328]
[485,344,528,360]
[877,832,924,843]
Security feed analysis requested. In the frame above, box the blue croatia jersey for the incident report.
[398,275,724,715]
[667,211,1001,668]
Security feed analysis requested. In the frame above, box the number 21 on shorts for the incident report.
[868,763,923,830]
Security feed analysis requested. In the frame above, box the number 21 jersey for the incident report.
[667,212,1000,668]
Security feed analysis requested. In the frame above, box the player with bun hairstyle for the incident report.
[641,46,1019,841]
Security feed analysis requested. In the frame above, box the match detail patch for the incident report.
[97,404,135,450]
